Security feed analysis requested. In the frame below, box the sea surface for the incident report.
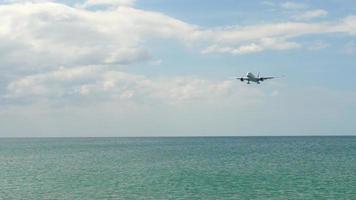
[0,137,355,199]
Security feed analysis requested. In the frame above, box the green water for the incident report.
[0,137,355,199]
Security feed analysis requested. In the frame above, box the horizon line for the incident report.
[1,134,355,139]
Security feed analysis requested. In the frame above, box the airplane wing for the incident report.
[259,77,275,81]
[237,77,249,81]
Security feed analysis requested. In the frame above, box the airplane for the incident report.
[236,72,277,84]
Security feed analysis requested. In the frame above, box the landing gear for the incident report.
[247,81,250,84]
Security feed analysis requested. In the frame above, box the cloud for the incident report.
[261,1,275,7]
[280,2,307,10]
[1,0,53,3]
[6,66,99,98]
[2,81,356,137]
[0,2,197,69]
[202,38,300,55]
[0,1,355,137]
[0,1,355,69]
[336,16,356,35]
[307,40,329,50]
[293,9,328,21]
[79,0,136,9]
[5,65,258,105]
[202,15,356,55]
[0,1,355,104]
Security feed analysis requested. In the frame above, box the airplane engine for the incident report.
[260,78,264,82]
[240,78,244,82]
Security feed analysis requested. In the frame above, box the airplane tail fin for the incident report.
[257,72,260,78]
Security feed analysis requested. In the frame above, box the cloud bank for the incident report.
[0,1,354,104]
[0,1,355,70]
[0,1,355,136]
[5,66,243,105]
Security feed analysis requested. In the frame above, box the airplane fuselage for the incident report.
[245,72,260,84]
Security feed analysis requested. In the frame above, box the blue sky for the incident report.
[0,0,355,137]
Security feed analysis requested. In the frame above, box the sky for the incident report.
[0,0,355,137]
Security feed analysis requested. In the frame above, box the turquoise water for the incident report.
[0,137,355,199]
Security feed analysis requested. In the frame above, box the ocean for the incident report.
[0,137,355,199]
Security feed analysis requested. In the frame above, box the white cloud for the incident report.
[0,1,355,104]
[0,1,355,68]
[5,66,259,105]
[308,40,329,50]
[261,1,275,7]
[2,81,356,137]
[81,0,136,7]
[201,15,356,55]
[202,37,300,55]
[1,0,53,3]
[336,16,356,35]
[294,9,328,21]
[0,1,354,108]
[0,1,355,137]
[280,2,307,10]
[0,3,198,69]
[6,66,99,98]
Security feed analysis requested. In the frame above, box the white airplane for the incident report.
[237,72,276,84]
